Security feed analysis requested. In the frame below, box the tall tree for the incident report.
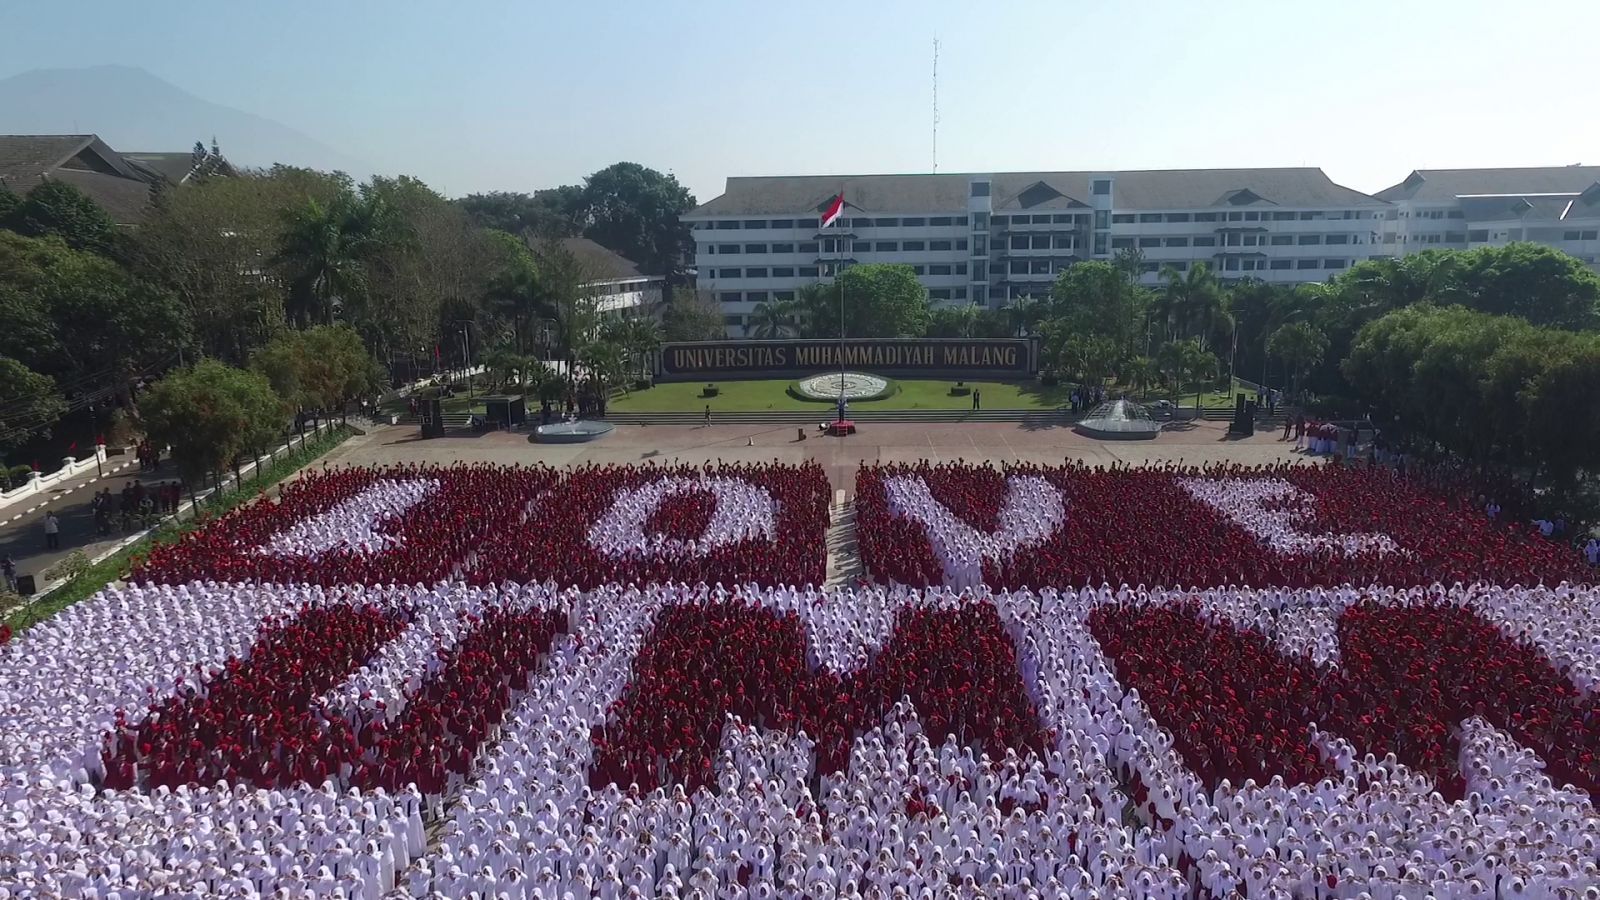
[1267,322,1329,400]
[659,288,726,342]
[1449,242,1600,330]
[746,300,798,339]
[8,180,116,255]
[458,188,582,238]
[575,163,696,282]
[274,189,396,328]
[1046,260,1147,359]
[252,324,384,417]
[141,361,287,486]
[1157,262,1226,349]
[0,359,67,454]
[797,264,931,339]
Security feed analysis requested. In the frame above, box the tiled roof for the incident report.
[1376,166,1600,203]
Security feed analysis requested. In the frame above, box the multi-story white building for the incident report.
[1373,166,1600,264]
[683,169,1389,335]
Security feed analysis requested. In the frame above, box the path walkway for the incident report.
[825,489,863,588]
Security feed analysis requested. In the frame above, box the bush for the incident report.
[948,383,971,397]
[633,378,653,391]
[42,550,90,583]
[702,384,719,398]
[3,464,35,490]
[1039,373,1061,387]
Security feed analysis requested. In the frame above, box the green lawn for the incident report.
[609,379,1074,412]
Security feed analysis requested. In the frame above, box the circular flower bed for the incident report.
[789,371,896,402]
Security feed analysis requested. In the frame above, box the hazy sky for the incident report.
[6,0,1597,203]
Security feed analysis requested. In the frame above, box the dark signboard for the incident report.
[659,339,1033,377]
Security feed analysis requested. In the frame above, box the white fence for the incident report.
[0,445,111,514]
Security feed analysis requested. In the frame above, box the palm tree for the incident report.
[1157,263,1224,349]
[275,193,394,328]
[1268,322,1329,401]
[600,317,661,381]
[746,300,798,339]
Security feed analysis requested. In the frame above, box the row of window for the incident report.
[1109,210,1369,225]
[701,215,975,231]
[716,287,973,306]
[1107,233,1363,251]
[710,262,973,280]
[1565,230,1600,241]
[1006,234,1079,250]
[707,238,973,256]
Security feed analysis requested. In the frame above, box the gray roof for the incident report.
[558,237,648,281]
[687,168,1384,217]
[0,134,222,224]
[1376,166,1600,203]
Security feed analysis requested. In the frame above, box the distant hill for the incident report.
[0,65,371,176]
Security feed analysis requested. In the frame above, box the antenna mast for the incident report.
[932,38,940,173]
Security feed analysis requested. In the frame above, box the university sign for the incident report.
[657,338,1033,377]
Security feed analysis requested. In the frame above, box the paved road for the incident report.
[0,456,183,587]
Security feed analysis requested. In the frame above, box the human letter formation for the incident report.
[2,460,1598,897]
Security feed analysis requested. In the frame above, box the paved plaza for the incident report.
[326,419,1309,492]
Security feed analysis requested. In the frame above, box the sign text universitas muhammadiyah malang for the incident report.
[658,339,1033,377]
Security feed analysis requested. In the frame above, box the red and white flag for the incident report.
[819,191,845,229]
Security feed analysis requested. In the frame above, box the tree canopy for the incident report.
[795,264,931,339]
[141,361,287,482]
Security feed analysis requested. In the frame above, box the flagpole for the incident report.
[838,191,846,421]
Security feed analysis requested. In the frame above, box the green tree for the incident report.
[659,287,726,342]
[600,316,662,381]
[0,188,21,229]
[458,187,583,239]
[251,324,383,418]
[577,339,629,399]
[1267,321,1329,400]
[1157,338,1219,408]
[1045,260,1146,358]
[747,300,799,339]
[574,163,696,281]
[9,180,116,255]
[1449,242,1600,330]
[927,304,982,339]
[797,264,931,339]
[142,361,287,486]
[275,190,397,328]
[0,359,67,454]
[1156,262,1226,349]
[1040,326,1121,386]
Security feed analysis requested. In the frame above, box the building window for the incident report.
[970,181,990,198]
[1468,230,1489,242]
[714,221,740,230]
[1054,235,1076,250]
[771,219,793,229]
[930,217,952,226]
[1112,214,1136,224]
[1112,237,1134,249]
[1166,237,1189,248]
[1092,179,1111,196]
[970,262,985,280]
[903,217,926,227]
[955,263,968,275]
[1296,259,1318,270]
[798,266,819,278]
[1447,210,1464,219]
[1138,237,1161,249]
[1299,211,1320,220]
[1325,234,1349,245]
[1584,230,1600,240]
[1297,234,1321,245]
[953,287,968,299]
[798,242,819,254]
[745,244,767,253]
[774,290,795,301]
[874,218,898,227]
[745,291,769,303]
[1194,212,1218,222]
[912,265,926,275]
[929,288,951,300]
[743,220,768,229]
[705,245,716,255]
[1032,260,1051,274]
[1564,230,1583,241]
[1223,258,1240,271]
[1139,213,1162,223]
[902,240,926,251]
[1242,235,1261,247]
[1269,259,1291,270]
[1241,260,1259,271]
[1272,212,1296,221]
[1244,212,1261,221]
[745,268,767,278]
[1053,214,1074,224]
[993,215,1011,227]
[718,292,741,303]
[771,242,795,253]
[875,241,897,252]
[956,239,969,251]
[973,235,987,256]
[1167,261,1189,272]
[1324,259,1346,270]
[930,239,952,251]
[1010,235,1030,250]
[772,266,794,278]
[1032,235,1052,250]
[717,268,741,278]
[1226,212,1243,222]
[1193,236,1217,247]
[1094,210,1109,229]
[797,218,819,229]
[719,244,741,254]
[972,213,988,229]
[1166,213,1191,223]
[1009,260,1029,275]
[929,264,952,276]
[1270,235,1293,246]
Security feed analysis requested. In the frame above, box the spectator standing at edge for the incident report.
[42,510,60,550]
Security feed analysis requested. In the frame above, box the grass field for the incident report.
[608,377,1254,413]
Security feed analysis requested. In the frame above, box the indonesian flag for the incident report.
[820,191,845,229]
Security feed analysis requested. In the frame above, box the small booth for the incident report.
[482,395,527,429]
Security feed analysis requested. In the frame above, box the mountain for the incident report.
[0,65,371,176]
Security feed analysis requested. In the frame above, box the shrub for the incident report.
[702,384,719,398]
[42,550,91,584]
